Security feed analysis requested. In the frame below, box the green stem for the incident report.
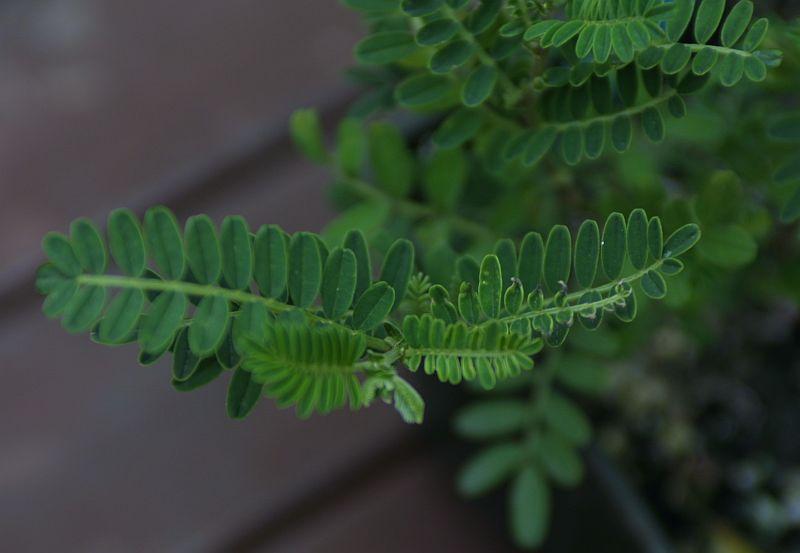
[75,274,393,352]
[499,258,664,324]
[654,42,758,58]
[544,90,678,132]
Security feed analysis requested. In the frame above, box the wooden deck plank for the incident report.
[0,0,360,270]
[257,455,508,553]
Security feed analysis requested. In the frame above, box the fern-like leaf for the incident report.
[240,321,367,418]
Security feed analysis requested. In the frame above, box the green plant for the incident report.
[35,0,798,550]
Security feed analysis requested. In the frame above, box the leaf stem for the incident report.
[544,90,679,132]
[499,258,664,324]
[75,274,392,352]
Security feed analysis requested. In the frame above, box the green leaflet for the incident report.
[143,207,184,280]
[661,44,691,74]
[417,19,458,46]
[641,269,667,299]
[220,216,253,291]
[454,400,527,439]
[667,0,696,41]
[458,443,524,497]
[648,217,663,259]
[70,218,107,275]
[352,282,395,331]
[611,23,634,63]
[232,302,269,350]
[543,225,571,294]
[555,354,610,395]
[336,118,366,177]
[543,391,591,446]
[369,122,414,198]
[108,209,146,277]
[423,147,466,211]
[185,215,222,285]
[510,466,550,549]
[465,0,502,35]
[692,47,717,75]
[226,367,263,419]
[478,255,502,319]
[139,291,187,353]
[189,296,230,356]
[660,258,685,276]
[344,230,373,299]
[611,115,633,153]
[462,65,497,107]
[601,212,627,280]
[642,107,665,142]
[254,225,288,299]
[379,239,414,310]
[42,232,82,277]
[626,209,649,270]
[172,328,201,382]
[401,0,442,17]
[574,220,599,289]
[173,357,224,392]
[593,25,612,63]
[721,0,754,48]
[517,232,544,294]
[321,248,358,319]
[395,73,454,108]
[42,278,78,318]
[355,31,417,64]
[430,40,475,74]
[98,289,144,344]
[433,108,483,149]
[697,225,756,268]
[288,232,323,308]
[62,286,106,333]
[663,224,702,257]
[694,0,725,44]
[216,328,241,369]
[494,238,517,286]
[392,376,425,424]
[290,109,327,164]
[741,18,769,52]
[523,128,557,167]
[537,432,583,487]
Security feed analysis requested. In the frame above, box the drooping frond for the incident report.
[36,206,417,420]
[402,209,700,389]
[401,315,544,389]
[240,321,367,418]
[506,64,703,165]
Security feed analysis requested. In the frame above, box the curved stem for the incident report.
[544,90,679,132]
[75,274,392,352]
[499,258,664,324]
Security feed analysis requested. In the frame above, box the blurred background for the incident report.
[3,1,800,552]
